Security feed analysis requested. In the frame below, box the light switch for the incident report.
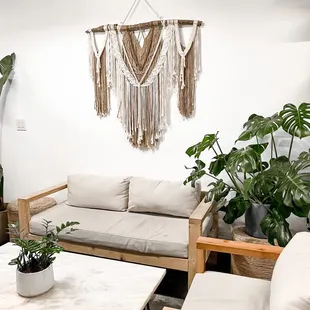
[16,119,26,131]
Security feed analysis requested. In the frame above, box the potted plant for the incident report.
[0,53,16,245]
[185,103,310,247]
[9,220,79,297]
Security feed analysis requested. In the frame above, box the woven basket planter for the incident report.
[7,197,57,239]
[231,226,275,280]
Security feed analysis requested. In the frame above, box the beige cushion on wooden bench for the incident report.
[128,177,201,218]
[30,202,213,258]
[182,272,270,310]
[67,174,130,211]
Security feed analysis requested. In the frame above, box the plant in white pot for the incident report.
[8,220,79,297]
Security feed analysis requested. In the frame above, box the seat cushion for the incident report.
[67,174,130,211]
[30,202,213,258]
[270,232,310,310]
[182,272,270,310]
[128,177,201,218]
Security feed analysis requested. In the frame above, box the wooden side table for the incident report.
[231,226,276,280]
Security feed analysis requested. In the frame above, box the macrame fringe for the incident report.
[88,21,202,148]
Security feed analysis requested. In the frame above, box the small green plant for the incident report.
[9,220,79,273]
[185,103,310,247]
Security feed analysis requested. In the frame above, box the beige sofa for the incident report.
[165,232,310,310]
[18,174,217,286]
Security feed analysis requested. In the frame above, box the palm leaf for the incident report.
[280,103,310,138]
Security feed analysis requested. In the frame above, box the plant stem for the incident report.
[216,140,224,154]
[234,174,244,184]
[211,146,218,156]
[271,133,278,158]
[288,135,294,160]
[256,136,263,171]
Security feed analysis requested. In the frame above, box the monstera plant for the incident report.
[185,103,310,247]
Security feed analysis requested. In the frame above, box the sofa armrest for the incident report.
[188,200,216,287]
[189,200,214,225]
[18,183,67,238]
[196,236,283,273]
[22,183,67,203]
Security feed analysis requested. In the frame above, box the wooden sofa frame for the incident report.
[18,183,217,287]
[163,236,283,310]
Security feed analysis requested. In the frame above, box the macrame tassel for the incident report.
[93,49,110,117]
[177,43,196,117]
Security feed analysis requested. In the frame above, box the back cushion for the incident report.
[128,177,201,218]
[270,232,310,310]
[67,174,130,211]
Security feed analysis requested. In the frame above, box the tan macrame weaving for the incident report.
[88,20,202,149]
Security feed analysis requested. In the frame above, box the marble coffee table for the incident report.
[0,243,166,309]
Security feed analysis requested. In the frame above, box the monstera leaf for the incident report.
[226,144,268,173]
[222,195,250,224]
[247,170,278,204]
[237,114,264,141]
[260,207,292,247]
[186,133,218,158]
[280,103,310,138]
[184,159,206,186]
[237,113,282,141]
[205,179,230,202]
[275,150,310,208]
[254,113,283,138]
[208,148,237,176]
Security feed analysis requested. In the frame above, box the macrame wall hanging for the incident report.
[86,0,203,149]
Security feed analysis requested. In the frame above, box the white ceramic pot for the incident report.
[16,264,54,297]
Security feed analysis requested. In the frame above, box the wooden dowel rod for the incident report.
[86,19,203,33]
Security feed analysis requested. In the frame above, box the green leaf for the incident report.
[209,154,226,176]
[248,143,268,155]
[186,133,218,158]
[226,147,259,173]
[237,114,264,141]
[208,148,237,177]
[237,113,282,141]
[293,149,310,171]
[260,208,292,247]
[184,160,206,186]
[248,170,278,203]
[254,113,283,138]
[275,153,310,208]
[242,178,252,201]
[206,179,230,202]
[280,103,310,138]
[222,195,250,224]
[291,201,310,217]
[0,53,15,91]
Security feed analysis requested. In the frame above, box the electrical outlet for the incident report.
[16,119,26,131]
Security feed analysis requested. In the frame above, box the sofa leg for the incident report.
[188,222,201,288]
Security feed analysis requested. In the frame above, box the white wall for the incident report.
[1,0,310,201]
